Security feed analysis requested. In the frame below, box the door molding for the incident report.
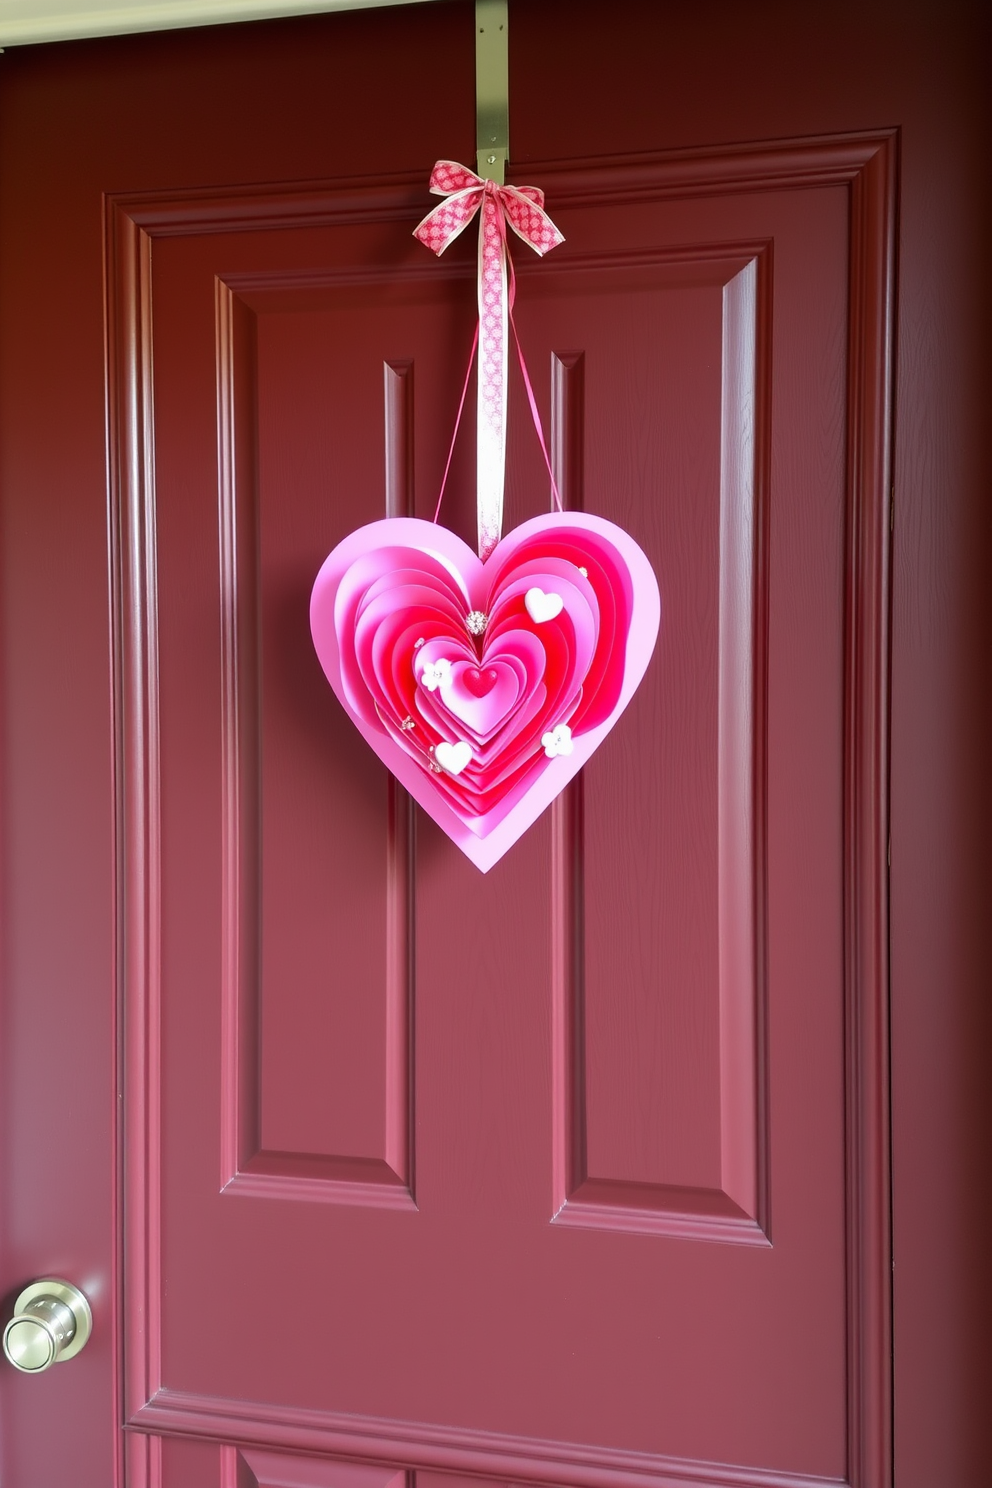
[133,1384,853,1488]
[108,129,896,1488]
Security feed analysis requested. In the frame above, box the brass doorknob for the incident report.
[2,1280,92,1373]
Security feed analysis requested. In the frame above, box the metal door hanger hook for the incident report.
[476,0,508,182]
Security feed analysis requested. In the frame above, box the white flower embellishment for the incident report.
[542,724,574,759]
[420,657,452,693]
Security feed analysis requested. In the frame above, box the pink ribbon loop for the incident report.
[414,160,564,560]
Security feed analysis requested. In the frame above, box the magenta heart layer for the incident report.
[310,513,660,871]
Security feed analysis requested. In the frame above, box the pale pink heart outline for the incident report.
[310,512,660,872]
[431,657,524,738]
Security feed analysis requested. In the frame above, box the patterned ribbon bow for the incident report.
[414,160,564,560]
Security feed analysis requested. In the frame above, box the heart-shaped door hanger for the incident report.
[310,512,659,871]
[309,162,661,870]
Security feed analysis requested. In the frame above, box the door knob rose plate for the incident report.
[2,1278,92,1373]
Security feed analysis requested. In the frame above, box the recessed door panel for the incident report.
[113,142,889,1483]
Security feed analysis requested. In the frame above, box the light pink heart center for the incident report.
[435,656,524,738]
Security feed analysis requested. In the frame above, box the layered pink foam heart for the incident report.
[310,513,660,871]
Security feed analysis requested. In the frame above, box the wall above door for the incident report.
[0,0,434,49]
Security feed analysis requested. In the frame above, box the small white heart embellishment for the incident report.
[434,740,473,776]
[525,587,564,623]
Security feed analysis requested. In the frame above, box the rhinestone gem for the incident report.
[400,716,416,730]
[578,567,588,578]
[465,610,489,636]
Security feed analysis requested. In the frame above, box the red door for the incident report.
[0,5,988,1488]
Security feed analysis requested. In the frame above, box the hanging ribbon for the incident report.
[414,160,564,560]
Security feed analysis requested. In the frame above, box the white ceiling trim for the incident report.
[0,0,433,48]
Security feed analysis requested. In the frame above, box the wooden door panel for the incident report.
[238,1450,405,1488]
[223,279,426,1200]
[113,133,892,1485]
[3,1,989,1485]
[158,1440,410,1488]
[158,1436,223,1488]
[542,255,766,1235]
